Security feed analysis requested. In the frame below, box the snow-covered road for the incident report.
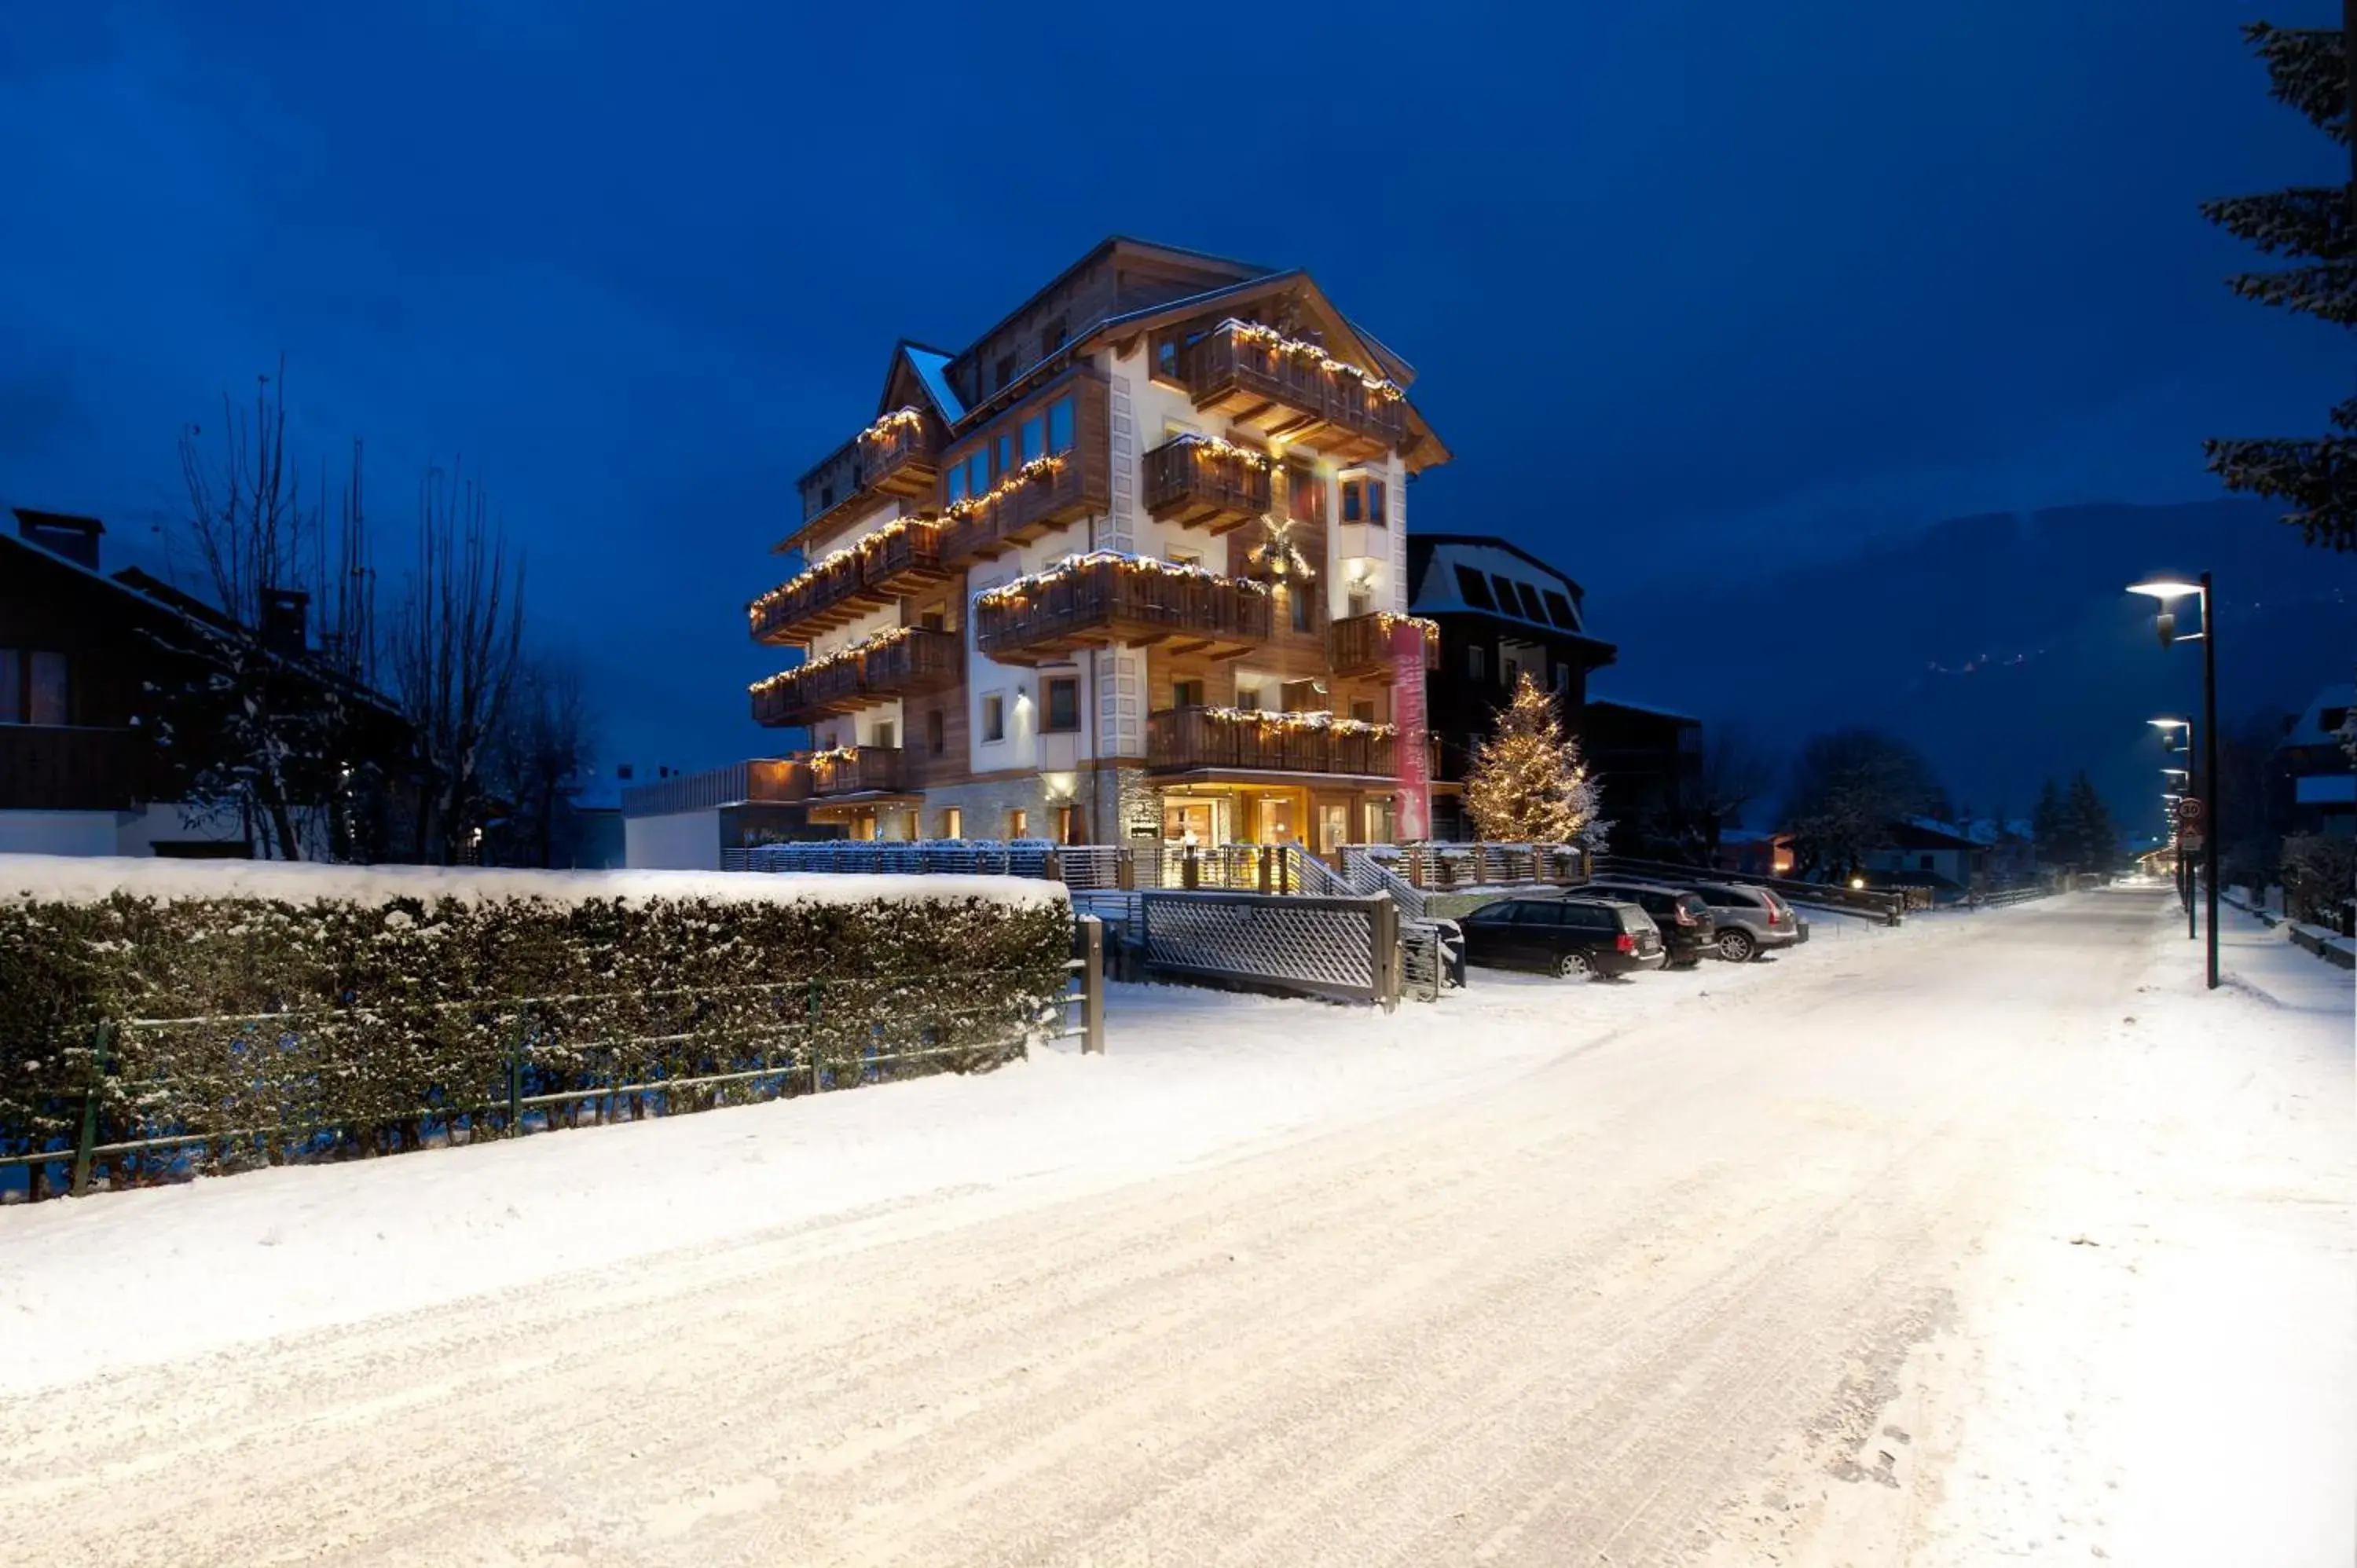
[0,887,2348,1566]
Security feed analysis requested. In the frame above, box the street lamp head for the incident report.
[2126,578,2205,603]
[2147,716,2190,731]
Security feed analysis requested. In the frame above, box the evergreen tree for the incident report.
[1464,672,1605,845]
[2199,22,2354,550]
[1783,727,1943,878]
[2066,772,2122,874]
[2030,778,2067,867]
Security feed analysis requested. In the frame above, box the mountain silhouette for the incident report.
[1600,497,2355,841]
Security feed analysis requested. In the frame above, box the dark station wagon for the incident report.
[1458,896,1667,980]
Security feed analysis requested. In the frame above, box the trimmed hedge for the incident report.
[0,869,1072,1196]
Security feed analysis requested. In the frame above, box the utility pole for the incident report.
[2201,570,2220,989]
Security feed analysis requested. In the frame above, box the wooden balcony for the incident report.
[1182,321,1408,463]
[793,413,940,544]
[858,626,962,702]
[1141,436,1271,534]
[939,454,1102,563]
[750,551,884,646]
[811,746,904,797]
[1326,613,1441,680]
[1146,708,1396,778]
[973,556,1273,666]
[0,724,137,811]
[858,518,951,596]
[750,629,962,729]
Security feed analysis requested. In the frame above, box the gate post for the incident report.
[1371,897,1402,1010]
[1080,915,1106,1055]
[70,1020,111,1197]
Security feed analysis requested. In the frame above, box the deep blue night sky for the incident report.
[1,2,2347,775]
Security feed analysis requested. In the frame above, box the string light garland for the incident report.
[1198,706,1395,738]
[860,406,926,445]
[1171,432,1274,471]
[805,745,860,765]
[748,625,918,699]
[1373,611,1440,641]
[1220,319,1406,402]
[748,515,939,630]
[946,454,1064,522]
[974,550,1270,611]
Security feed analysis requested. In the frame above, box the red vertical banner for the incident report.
[1390,621,1431,841]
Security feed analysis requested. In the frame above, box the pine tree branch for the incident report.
[2205,429,2357,550]
[2242,21,2351,143]
[2222,258,2357,324]
[2199,186,2353,259]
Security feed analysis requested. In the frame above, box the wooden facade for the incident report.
[752,238,1449,845]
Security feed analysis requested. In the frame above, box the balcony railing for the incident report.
[1182,321,1409,462]
[1141,435,1271,535]
[750,628,962,729]
[750,551,880,646]
[794,412,940,539]
[858,517,949,596]
[1326,613,1441,679]
[0,724,137,811]
[973,555,1273,666]
[938,456,1102,563]
[810,746,905,797]
[1146,707,1397,778]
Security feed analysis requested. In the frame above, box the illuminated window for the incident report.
[942,807,963,839]
[1008,808,1028,838]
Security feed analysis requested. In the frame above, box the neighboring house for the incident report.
[2277,683,2354,838]
[621,760,835,870]
[1862,817,1989,899]
[1716,829,1796,878]
[551,767,630,870]
[0,507,414,858]
[747,236,1450,854]
[1406,534,1618,841]
[1582,696,1705,852]
[1961,816,2039,885]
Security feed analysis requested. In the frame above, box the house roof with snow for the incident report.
[1585,694,1699,725]
[2278,683,2355,756]
[1407,535,1618,661]
[1887,818,1983,851]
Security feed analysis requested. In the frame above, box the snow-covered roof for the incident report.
[0,855,1069,912]
[902,346,966,423]
[1408,537,1589,636]
[2279,683,2355,750]
[1585,694,1699,724]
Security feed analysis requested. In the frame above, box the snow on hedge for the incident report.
[0,854,1069,910]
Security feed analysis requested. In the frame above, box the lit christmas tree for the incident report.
[1464,672,1607,846]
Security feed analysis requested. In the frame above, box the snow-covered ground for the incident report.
[0,889,2344,1566]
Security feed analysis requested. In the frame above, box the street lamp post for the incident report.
[2161,767,2193,928]
[2132,571,2220,989]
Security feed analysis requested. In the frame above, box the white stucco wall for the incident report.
[0,811,125,856]
[623,809,720,871]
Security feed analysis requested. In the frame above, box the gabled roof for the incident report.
[2279,682,2355,750]
[0,528,408,724]
[1408,535,1609,651]
[1586,696,1699,726]
[1887,818,1982,850]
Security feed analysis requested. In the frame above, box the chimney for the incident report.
[260,588,310,656]
[12,508,104,570]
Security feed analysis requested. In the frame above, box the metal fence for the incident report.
[1138,892,1401,1007]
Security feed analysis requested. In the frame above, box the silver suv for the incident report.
[1682,882,1807,962]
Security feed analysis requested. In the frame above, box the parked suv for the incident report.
[1581,880,1717,969]
[1681,882,1808,962]
[1459,896,1666,979]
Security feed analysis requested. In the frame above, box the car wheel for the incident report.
[1716,928,1757,963]
[1556,950,1594,980]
